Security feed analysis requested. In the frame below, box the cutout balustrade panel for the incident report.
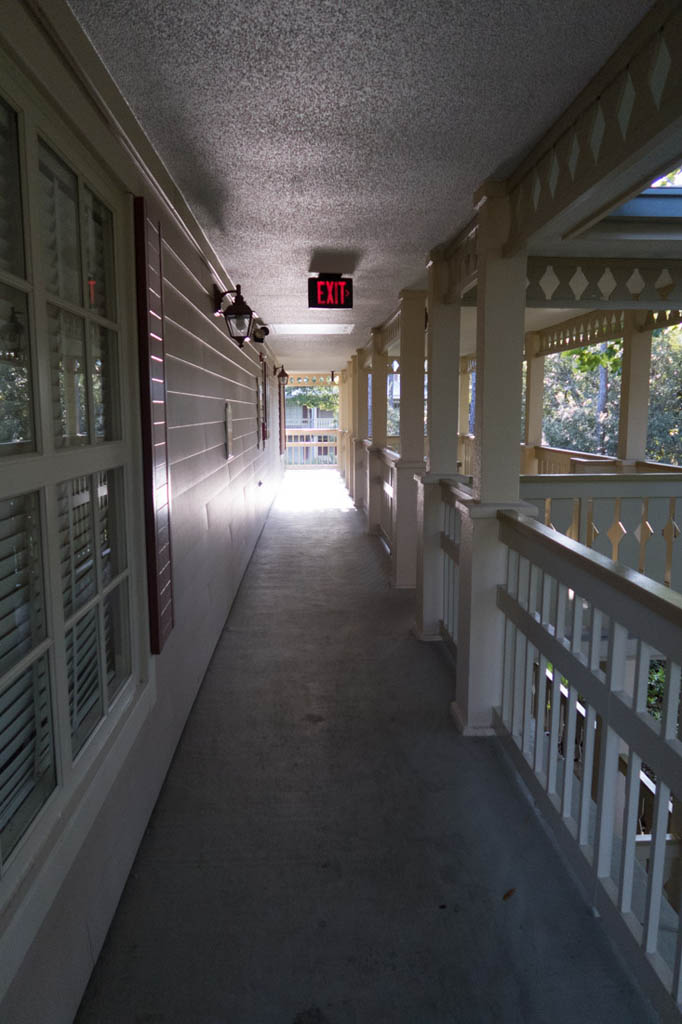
[134,196,174,655]
[497,511,682,1002]
[520,475,682,592]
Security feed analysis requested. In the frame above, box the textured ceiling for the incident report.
[68,0,654,370]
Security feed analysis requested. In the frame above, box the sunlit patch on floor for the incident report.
[274,469,355,513]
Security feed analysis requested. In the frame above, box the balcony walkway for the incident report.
[77,470,658,1024]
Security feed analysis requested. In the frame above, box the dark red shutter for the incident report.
[134,196,174,654]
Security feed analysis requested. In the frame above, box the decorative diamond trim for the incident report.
[617,72,636,139]
[649,35,671,110]
[548,151,560,197]
[590,104,606,163]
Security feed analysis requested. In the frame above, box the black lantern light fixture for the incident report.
[214,283,255,347]
[277,366,289,385]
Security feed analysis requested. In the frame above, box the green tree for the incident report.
[542,342,622,456]
[647,325,682,465]
[285,385,339,414]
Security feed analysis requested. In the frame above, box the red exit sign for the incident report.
[308,275,353,309]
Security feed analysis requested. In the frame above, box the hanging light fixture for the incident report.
[214,283,255,347]
[277,366,289,384]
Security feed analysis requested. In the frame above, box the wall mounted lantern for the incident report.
[277,366,289,384]
[214,283,254,347]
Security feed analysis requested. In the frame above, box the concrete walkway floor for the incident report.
[77,470,659,1024]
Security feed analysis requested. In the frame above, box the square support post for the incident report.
[368,333,388,534]
[415,256,461,638]
[348,355,358,499]
[454,184,532,734]
[392,289,426,588]
[522,332,543,474]
[618,311,652,463]
[354,350,369,510]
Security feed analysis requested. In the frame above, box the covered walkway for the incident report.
[76,472,655,1024]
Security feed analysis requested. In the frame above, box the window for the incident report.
[0,80,136,875]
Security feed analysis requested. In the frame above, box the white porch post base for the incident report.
[454,498,537,733]
[414,473,446,639]
[391,459,423,588]
[353,437,367,510]
[449,700,498,737]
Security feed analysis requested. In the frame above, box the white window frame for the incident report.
[0,55,149,906]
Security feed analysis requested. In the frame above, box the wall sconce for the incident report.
[214,283,254,347]
[277,366,289,384]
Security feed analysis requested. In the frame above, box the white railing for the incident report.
[377,448,399,550]
[439,480,468,646]
[496,510,682,1009]
[285,428,338,467]
[520,474,682,591]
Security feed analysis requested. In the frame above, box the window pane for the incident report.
[97,468,126,584]
[0,285,33,452]
[103,582,130,704]
[48,305,88,447]
[67,607,102,757]
[0,491,44,678]
[0,654,55,860]
[83,187,115,320]
[58,475,96,619]
[0,97,25,279]
[38,141,82,306]
[89,323,119,442]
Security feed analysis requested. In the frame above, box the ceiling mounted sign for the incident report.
[308,274,353,309]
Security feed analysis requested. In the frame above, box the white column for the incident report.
[523,332,544,474]
[392,289,426,587]
[458,359,470,436]
[618,311,652,463]
[415,257,461,638]
[454,184,532,734]
[354,350,369,510]
[368,332,387,533]
[473,188,526,504]
[348,355,358,499]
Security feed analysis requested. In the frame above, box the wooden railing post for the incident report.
[618,311,652,464]
[354,349,369,510]
[454,185,533,733]
[415,257,461,638]
[392,289,426,587]
[368,333,388,533]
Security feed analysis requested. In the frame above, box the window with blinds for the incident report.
[58,469,129,757]
[0,83,135,873]
[0,98,33,455]
[0,493,55,865]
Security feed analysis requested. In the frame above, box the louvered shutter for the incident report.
[134,197,174,655]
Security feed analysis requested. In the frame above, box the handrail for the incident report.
[497,509,682,641]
